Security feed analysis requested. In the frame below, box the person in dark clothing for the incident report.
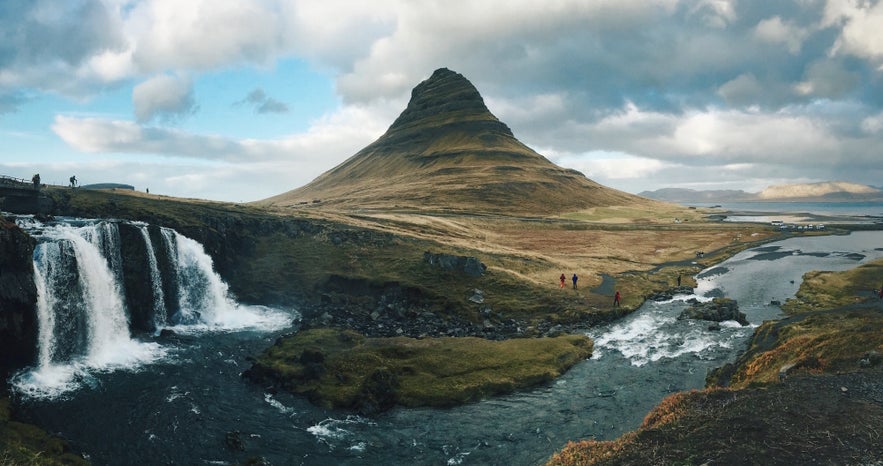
[677,274,681,287]
[572,273,578,289]
[614,291,621,307]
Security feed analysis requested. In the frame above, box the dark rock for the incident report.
[225,431,245,451]
[679,298,748,326]
[0,216,38,380]
[353,368,400,415]
[423,251,486,277]
[859,351,881,368]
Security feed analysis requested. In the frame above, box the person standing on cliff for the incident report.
[614,290,621,307]
[572,273,579,289]
[559,273,566,288]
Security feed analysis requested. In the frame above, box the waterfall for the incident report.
[11,216,294,398]
[138,225,167,331]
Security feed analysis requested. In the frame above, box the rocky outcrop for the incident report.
[423,251,486,277]
[646,286,695,301]
[678,298,748,326]
[0,217,37,380]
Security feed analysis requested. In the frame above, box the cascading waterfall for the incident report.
[170,233,236,325]
[11,216,293,398]
[138,224,167,331]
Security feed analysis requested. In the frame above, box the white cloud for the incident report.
[754,16,810,54]
[132,74,197,122]
[824,0,883,65]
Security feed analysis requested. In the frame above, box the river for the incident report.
[9,225,883,466]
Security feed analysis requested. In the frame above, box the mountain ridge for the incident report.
[640,181,883,203]
[259,68,656,215]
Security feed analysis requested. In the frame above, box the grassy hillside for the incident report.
[549,258,883,465]
[258,68,655,215]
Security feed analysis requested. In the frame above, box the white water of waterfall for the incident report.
[164,230,291,332]
[10,217,295,399]
[13,221,166,398]
[138,225,167,331]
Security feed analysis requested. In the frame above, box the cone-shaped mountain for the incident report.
[260,68,649,215]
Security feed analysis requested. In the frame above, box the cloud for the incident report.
[235,88,289,114]
[132,74,198,122]
[825,0,883,64]
[0,91,28,115]
[49,101,393,200]
[0,0,127,97]
[754,16,810,54]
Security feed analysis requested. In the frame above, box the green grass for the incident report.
[0,398,88,466]
[248,328,593,411]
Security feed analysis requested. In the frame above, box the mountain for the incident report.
[637,188,755,203]
[641,181,883,203]
[757,181,880,200]
[260,68,653,215]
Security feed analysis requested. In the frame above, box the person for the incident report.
[559,273,566,288]
[31,173,40,189]
[572,273,578,289]
[677,274,681,287]
[69,175,77,188]
[614,290,621,307]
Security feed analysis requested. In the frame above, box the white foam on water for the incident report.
[162,304,295,335]
[307,416,375,451]
[10,341,168,400]
[264,393,296,414]
[589,301,742,367]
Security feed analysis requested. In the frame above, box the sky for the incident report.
[2,0,883,203]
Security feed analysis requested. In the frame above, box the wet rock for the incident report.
[0,217,38,379]
[679,298,748,326]
[225,430,245,451]
[354,368,400,415]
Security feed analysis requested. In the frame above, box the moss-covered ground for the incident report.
[247,328,593,413]
[0,397,87,465]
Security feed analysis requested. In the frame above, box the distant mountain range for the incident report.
[639,182,883,203]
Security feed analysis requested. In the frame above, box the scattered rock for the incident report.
[679,298,748,326]
[468,289,485,304]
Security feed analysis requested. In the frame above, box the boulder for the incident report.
[678,298,748,326]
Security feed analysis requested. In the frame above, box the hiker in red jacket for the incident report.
[559,273,566,288]
[614,291,621,307]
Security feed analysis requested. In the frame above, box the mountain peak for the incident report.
[259,68,650,215]
[386,67,512,137]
